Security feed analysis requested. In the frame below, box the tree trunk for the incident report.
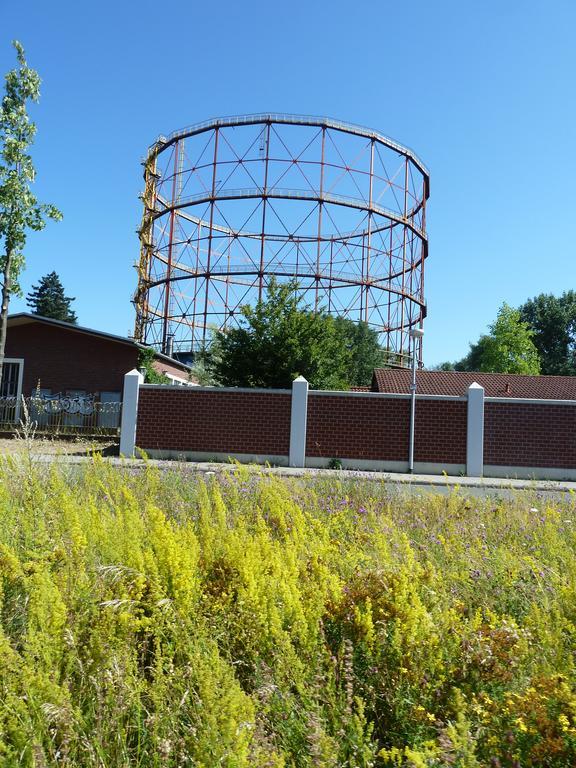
[0,249,14,391]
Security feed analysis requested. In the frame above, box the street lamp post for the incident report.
[408,327,424,474]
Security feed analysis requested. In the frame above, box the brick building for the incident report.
[2,313,192,403]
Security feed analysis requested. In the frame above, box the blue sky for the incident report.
[2,0,575,365]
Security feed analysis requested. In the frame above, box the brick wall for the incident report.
[131,384,576,476]
[305,394,467,464]
[306,394,410,460]
[484,401,576,468]
[414,399,467,464]
[136,387,292,455]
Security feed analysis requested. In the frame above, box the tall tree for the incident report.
[0,41,61,386]
[333,317,385,386]
[455,303,541,374]
[205,279,353,389]
[519,291,576,375]
[26,271,77,323]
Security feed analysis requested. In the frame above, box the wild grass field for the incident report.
[0,456,575,767]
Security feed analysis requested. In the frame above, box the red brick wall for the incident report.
[484,401,576,468]
[134,387,576,471]
[136,387,291,455]
[414,400,467,464]
[306,394,409,460]
[306,394,466,463]
[6,323,139,395]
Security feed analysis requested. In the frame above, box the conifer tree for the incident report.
[26,271,77,323]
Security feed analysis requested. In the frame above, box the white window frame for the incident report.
[4,358,24,421]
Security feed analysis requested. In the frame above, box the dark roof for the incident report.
[7,313,191,374]
[372,369,576,400]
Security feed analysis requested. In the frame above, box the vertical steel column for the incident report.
[359,233,365,320]
[419,179,427,367]
[387,224,393,352]
[328,238,334,314]
[400,156,409,362]
[191,221,202,348]
[224,237,231,329]
[162,140,181,354]
[295,240,300,278]
[315,126,326,311]
[258,122,271,301]
[365,139,374,323]
[202,127,219,345]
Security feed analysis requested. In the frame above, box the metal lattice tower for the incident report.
[134,114,429,366]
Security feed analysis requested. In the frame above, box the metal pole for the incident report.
[408,333,417,473]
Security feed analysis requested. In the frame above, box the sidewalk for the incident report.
[21,452,576,497]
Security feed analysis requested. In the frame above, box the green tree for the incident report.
[0,41,61,387]
[26,270,77,323]
[137,347,170,384]
[334,317,385,386]
[519,291,576,375]
[206,279,353,389]
[455,303,540,374]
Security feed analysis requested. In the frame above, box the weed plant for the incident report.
[0,457,575,766]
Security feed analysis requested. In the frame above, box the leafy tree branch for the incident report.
[0,41,62,386]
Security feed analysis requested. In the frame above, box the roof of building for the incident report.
[7,313,191,374]
[371,369,576,400]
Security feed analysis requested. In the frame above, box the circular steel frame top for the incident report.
[149,112,430,189]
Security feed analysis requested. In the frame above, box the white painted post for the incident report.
[289,376,309,468]
[119,369,144,457]
[466,382,485,477]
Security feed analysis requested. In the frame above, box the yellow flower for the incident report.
[515,717,528,733]
[559,714,570,732]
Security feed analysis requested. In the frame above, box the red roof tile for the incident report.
[371,369,576,400]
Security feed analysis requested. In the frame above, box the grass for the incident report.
[0,455,575,766]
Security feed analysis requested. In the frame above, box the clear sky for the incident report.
[2,0,575,366]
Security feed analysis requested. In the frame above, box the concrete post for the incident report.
[466,382,485,477]
[289,376,309,468]
[119,369,144,457]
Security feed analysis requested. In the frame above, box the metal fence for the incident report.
[0,395,122,437]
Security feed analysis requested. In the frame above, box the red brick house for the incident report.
[2,313,192,403]
[371,369,576,399]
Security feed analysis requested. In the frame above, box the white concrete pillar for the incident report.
[466,382,485,477]
[119,369,144,457]
[289,376,309,468]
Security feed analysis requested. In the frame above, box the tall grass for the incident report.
[0,456,575,766]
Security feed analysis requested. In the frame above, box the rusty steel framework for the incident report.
[134,114,429,366]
